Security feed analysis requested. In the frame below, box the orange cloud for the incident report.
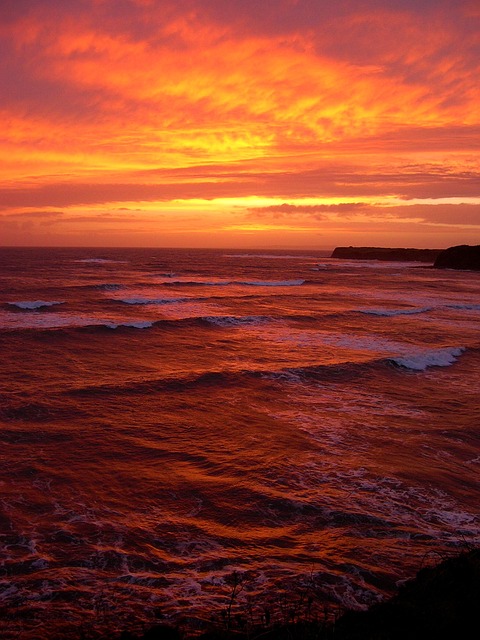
[0,1,479,247]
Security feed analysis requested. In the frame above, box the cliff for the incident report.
[331,247,442,262]
[433,245,480,271]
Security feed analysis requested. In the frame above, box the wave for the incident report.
[389,346,466,371]
[73,315,271,332]
[359,307,433,317]
[66,369,242,398]
[74,258,127,264]
[1,304,475,367]
[277,345,469,377]
[0,312,159,331]
[7,300,65,310]
[0,314,257,333]
[265,346,468,381]
[94,283,125,291]
[61,362,365,398]
[161,279,305,287]
[446,303,480,311]
[65,362,364,399]
[104,321,154,329]
[109,292,263,305]
[360,303,480,317]
[0,311,270,332]
[201,315,271,327]
[0,310,308,333]
[161,280,228,287]
[240,279,305,286]
[65,346,470,399]
[117,296,189,305]
[86,317,208,332]
[224,253,320,260]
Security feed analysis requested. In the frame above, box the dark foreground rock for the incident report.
[332,549,480,639]
[331,247,441,262]
[433,244,480,271]
[126,549,480,640]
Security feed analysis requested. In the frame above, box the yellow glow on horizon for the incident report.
[1,3,479,248]
[383,197,480,206]
[223,224,323,233]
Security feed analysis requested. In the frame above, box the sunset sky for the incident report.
[1,0,479,248]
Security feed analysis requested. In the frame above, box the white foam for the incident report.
[447,303,480,311]
[426,508,478,528]
[105,321,153,329]
[361,303,480,317]
[238,279,305,286]
[31,558,49,569]
[360,307,432,317]
[0,310,152,331]
[0,585,18,601]
[8,300,64,310]
[392,346,466,371]
[202,315,270,327]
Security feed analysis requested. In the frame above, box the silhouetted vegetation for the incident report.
[117,549,479,640]
[1,549,478,639]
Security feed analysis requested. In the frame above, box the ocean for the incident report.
[0,247,479,638]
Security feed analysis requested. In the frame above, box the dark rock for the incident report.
[331,247,441,262]
[333,549,480,639]
[433,244,480,271]
[142,624,181,640]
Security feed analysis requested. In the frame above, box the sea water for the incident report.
[0,247,479,638]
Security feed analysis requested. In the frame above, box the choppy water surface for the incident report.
[0,247,479,638]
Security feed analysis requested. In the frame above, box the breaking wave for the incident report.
[94,283,125,291]
[389,346,466,371]
[104,321,154,330]
[201,315,271,327]
[446,303,480,311]
[64,346,470,399]
[161,278,305,287]
[7,300,65,310]
[361,303,480,317]
[359,307,433,317]
[117,296,188,305]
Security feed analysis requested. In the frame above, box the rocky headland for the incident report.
[330,247,442,262]
[433,245,480,271]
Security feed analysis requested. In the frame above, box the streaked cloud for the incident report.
[0,0,479,247]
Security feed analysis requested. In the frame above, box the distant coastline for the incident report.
[331,246,442,262]
[330,245,480,270]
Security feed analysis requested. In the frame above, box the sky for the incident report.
[1,0,479,249]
